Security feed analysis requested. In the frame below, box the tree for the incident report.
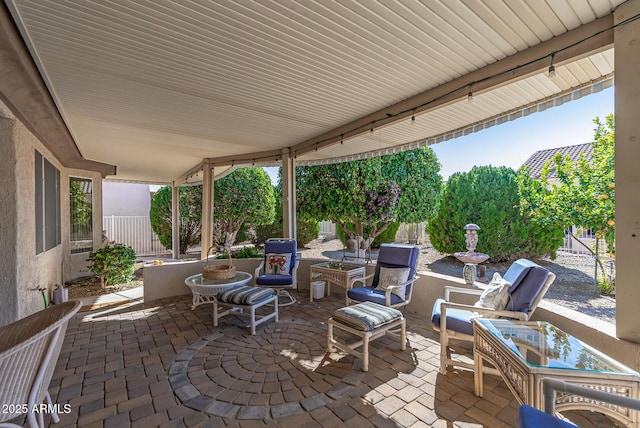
[517,114,615,280]
[212,167,276,246]
[428,165,564,262]
[150,168,276,254]
[296,147,442,246]
[150,185,202,254]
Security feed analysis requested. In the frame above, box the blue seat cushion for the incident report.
[517,405,574,428]
[431,298,476,336]
[347,286,407,306]
[332,301,402,332]
[217,285,275,305]
[256,274,294,286]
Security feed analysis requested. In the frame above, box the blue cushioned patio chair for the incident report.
[518,378,640,428]
[432,258,555,373]
[347,244,420,310]
[255,238,299,306]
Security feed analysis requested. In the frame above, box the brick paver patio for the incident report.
[8,291,613,427]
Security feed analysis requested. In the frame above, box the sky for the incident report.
[265,86,614,183]
[430,87,614,179]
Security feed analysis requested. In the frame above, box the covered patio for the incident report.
[32,292,612,427]
[2,0,640,426]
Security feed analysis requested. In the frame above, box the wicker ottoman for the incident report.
[214,286,278,335]
[327,301,406,371]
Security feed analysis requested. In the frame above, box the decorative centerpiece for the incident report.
[453,223,489,285]
[203,233,236,280]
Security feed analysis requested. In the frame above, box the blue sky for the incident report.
[431,87,614,179]
[265,86,614,183]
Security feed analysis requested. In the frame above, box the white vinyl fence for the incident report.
[103,215,169,256]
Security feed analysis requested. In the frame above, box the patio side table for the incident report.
[310,261,365,305]
[473,318,640,427]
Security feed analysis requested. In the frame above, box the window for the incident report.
[35,150,60,254]
[69,177,93,254]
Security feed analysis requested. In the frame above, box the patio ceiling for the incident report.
[3,0,623,183]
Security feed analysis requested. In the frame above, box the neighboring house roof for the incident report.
[521,143,593,180]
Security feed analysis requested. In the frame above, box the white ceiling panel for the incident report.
[4,0,625,182]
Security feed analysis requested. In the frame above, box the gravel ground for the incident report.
[299,238,616,324]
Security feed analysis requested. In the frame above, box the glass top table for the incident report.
[184,272,252,309]
[473,319,640,426]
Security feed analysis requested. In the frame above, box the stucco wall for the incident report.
[0,112,19,323]
[0,101,103,325]
[102,181,150,216]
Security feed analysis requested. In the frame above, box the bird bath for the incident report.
[454,224,489,284]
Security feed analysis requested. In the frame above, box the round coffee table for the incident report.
[185,272,252,309]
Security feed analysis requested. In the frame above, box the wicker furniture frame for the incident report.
[184,272,252,309]
[473,319,640,427]
[310,262,365,304]
[0,300,81,428]
[327,303,406,372]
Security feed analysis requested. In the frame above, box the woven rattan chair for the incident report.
[0,300,81,428]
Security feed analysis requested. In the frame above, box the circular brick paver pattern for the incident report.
[169,319,365,420]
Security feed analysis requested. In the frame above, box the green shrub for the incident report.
[255,218,319,247]
[234,246,261,258]
[87,244,137,288]
[427,166,564,262]
[336,221,400,248]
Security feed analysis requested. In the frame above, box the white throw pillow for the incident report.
[266,253,291,275]
[474,272,511,318]
[375,267,411,299]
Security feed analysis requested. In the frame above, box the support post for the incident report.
[171,182,180,260]
[614,0,640,343]
[281,148,296,240]
[201,161,214,259]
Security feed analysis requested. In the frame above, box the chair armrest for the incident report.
[254,261,265,279]
[444,285,484,300]
[440,301,529,321]
[350,272,375,289]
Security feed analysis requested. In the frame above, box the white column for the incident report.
[281,148,296,240]
[614,0,640,343]
[171,182,180,259]
[201,161,214,260]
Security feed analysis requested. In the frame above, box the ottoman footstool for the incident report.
[214,286,278,335]
[327,301,406,371]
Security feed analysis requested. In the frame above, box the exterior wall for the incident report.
[102,181,151,216]
[0,101,103,325]
[0,107,19,323]
[4,104,64,323]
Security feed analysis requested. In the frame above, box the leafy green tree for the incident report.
[428,165,564,262]
[255,173,319,246]
[296,147,442,246]
[69,179,92,241]
[212,167,275,246]
[150,185,202,254]
[517,114,615,279]
[150,168,276,254]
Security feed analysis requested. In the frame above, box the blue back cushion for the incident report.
[263,239,296,275]
[503,259,550,313]
[372,244,419,292]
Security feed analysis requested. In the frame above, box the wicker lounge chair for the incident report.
[0,300,81,428]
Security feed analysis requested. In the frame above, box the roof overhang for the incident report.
[0,1,625,183]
